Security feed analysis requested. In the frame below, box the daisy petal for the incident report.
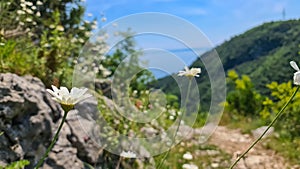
[51,85,59,93]
[60,87,70,96]
[290,61,300,71]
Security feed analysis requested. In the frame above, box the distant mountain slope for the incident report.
[155,19,300,110]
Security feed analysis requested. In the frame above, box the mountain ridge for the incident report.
[155,19,300,110]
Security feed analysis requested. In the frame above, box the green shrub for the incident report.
[261,81,300,138]
[225,70,263,116]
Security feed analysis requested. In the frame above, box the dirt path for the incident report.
[208,126,299,169]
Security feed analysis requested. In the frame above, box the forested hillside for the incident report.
[156,19,300,110]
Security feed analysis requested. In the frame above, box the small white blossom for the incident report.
[178,67,201,77]
[91,24,97,29]
[71,38,77,43]
[17,10,25,15]
[182,164,198,169]
[183,152,193,160]
[25,18,32,22]
[78,38,85,43]
[79,26,85,30]
[25,1,33,6]
[20,3,26,8]
[43,43,50,47]
[19,22,25,26]
[169,109,176,116]
[49,24,55,29]
[290,61,300,85]
[102,69,111,77]
[25,9,33,14]
[85,31,92,37]
[87,13,93,17]
[169,116,175,120]
[120,151,136,158]
[36,11,41,17]
[36,1,43,5]
[28,32,34,37]
[56,25,64,32]
[31,6,36,10]
[47,85,92,107]
[0,43,5,46]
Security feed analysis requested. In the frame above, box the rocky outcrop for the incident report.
[0,73,104,168]
[0,73,157,169]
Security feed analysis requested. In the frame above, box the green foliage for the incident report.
[0,0,96,88]
[225,70,263,116]
[264,136,300,165]
[260,81,300,138]
[0,160,30,169]
[0,40,45,76]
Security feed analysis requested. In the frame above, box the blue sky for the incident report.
[83,0,300,78]
[85,0,300,45]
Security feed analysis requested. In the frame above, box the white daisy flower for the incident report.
[183,152,193,160]
[290,61,300,85]
[47,85,92,110]
[120,151,136,158]
[178,67,201,77]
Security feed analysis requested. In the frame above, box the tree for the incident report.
[0,0,98,87]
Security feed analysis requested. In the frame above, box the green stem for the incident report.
[35,111,68,169]
[157,79,192,169]
[229,86,300,169]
